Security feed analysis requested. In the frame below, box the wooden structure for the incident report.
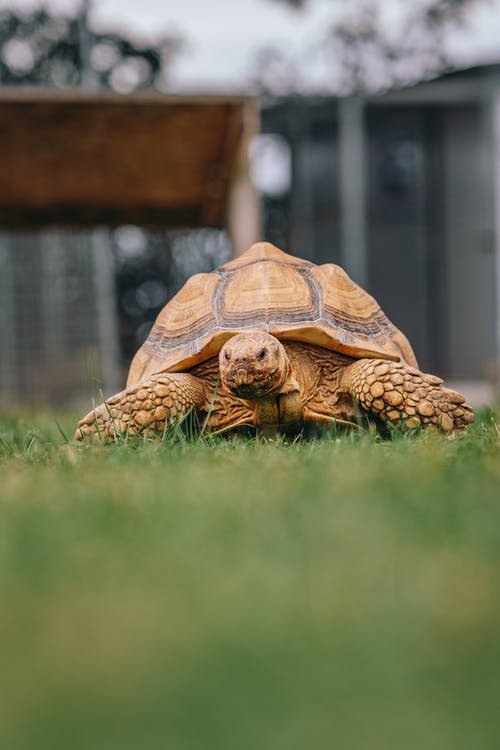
[0,90,260,407]
[0,89,260,252]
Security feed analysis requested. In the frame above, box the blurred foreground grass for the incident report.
[0,409,499,750]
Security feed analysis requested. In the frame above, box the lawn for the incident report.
[0,409,499,750]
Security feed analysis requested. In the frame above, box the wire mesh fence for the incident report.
[0,227,231,408]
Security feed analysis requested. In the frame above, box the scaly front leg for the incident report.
[340,359,474,432]
[75,373,206,441]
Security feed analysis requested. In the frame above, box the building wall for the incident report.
[262,90,498,385]
[442,106,496,380]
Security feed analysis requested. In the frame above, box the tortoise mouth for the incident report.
[225,366,280,399]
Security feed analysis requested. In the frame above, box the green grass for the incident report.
[0,409,499,750]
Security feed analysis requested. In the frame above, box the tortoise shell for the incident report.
[128,242,417,386]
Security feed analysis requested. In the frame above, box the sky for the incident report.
[1,0,499,91]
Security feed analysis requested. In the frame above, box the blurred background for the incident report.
[0,0,499,409]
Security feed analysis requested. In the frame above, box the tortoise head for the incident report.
[219,331,291,400]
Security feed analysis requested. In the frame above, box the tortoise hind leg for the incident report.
[75,373,206,442]
[340,359,474,432]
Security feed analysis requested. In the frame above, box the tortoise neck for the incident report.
[255,389,303,434]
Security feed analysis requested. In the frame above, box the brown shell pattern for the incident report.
[127,242,417,386]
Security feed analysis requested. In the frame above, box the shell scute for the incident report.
[221,258,314,325]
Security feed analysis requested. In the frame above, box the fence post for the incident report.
[0,233,18,402]
[227,103,261,256]
[492,87,500,392]
[339,97,368,287]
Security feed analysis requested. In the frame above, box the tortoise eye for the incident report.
[224,350,231,361]
[258,348,267,360]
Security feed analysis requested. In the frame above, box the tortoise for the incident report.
[76,242,473,440]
